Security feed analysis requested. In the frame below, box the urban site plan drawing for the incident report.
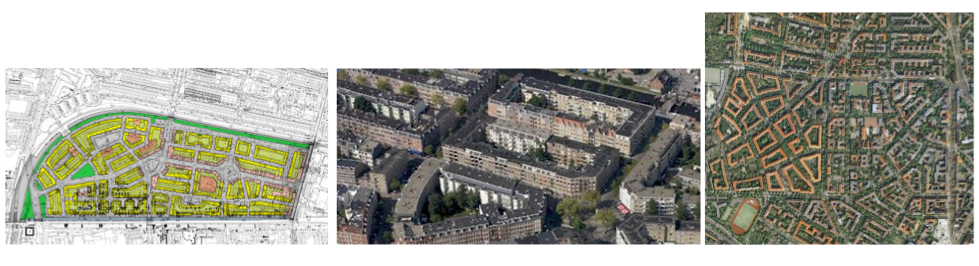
[4,68,330,244]
[705,13,974,244]
[337,69,701,244]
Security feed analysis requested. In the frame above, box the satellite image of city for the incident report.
[705,13,974,244]
[337,69,701,244]
[4,68,331,244]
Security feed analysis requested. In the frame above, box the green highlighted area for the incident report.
[21,190,34,220]
[71,164,96,180]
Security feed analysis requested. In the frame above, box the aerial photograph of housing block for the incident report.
[4,68,331,244]
[337,69,702,244]
[705,13,974,244]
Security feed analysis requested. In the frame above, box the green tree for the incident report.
[583,190,601,209]
[644,199,659,215]
[528,147,550,162]
[629,69,649,75]
[402,69,422,76]
[614,88,625,98]
[338,70,349,81]
[354,75,368,85]
[354,96,375,113]
[498,74,510,87]
[399,84,418,96]
[452,98,468,115]
[597,83,607,94]
[388,179,402,192]
[428,69,443,78]
[627,91,638,101]
[595,208,616,227]
[423,145,435,156]
[557,197,582,226]
[527,94,548,108]
[377,79,392,91]
[431,94,444,106]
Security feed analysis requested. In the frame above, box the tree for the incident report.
[428,69,443,78]
[526,94,548,108]
[431,94,444,106]
[402,69,422,76]
[377,79,392,91]
[452,98,468,115]
[583,190,601,209]
[627,91,638,101]
[354,75,368,85]
[388,179,402,192]
[399,84,418,96]
[354,96,375,113]
[556,197,582,225]
[528,147,550,162]
[498,74,510,87]
[614,88,625,98]
[423,145,435,156]
[644,199,659,215]
[338,70,349,81]
[427,194,445,222]
[679,138,700,166]
[595,208,616,227]
[567,78,576,87]
[674,197,691,221]
[629,69,650,75]
[597,83,607,94]
[382,231,393,243]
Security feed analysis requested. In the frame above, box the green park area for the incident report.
[21,190,34,220]
[72,164,96,180]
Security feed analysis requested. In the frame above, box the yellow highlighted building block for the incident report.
[170,196,221,216]
[125,118,148,132]
[215,137,233,152]
[249,201,289,216]
[255,145,288,165]
[71,119,122,153]
[110,154,136,172]
[47,189,62,216]
[38,168,56,189]
[154,178,191,194]
[225,203,248,216]
[235,141,252,156]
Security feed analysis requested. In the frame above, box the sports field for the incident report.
[849,82,869,97]
[731,198,760,234]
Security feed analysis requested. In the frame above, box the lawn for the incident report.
[849,83,869,97]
